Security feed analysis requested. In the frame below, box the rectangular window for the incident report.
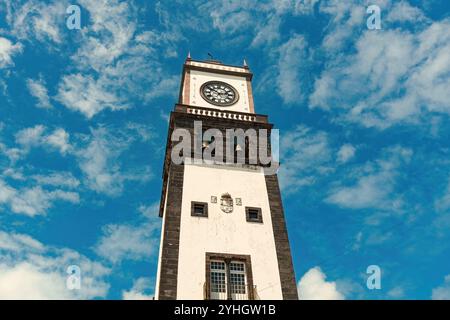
[230,262,246,294]
[206,253,254,300]
[191,201,208,217]
[246,207,262,223]
[210,261,226,294]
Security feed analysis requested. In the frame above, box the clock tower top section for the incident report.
[178,54,255,114]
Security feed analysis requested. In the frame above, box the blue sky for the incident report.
[0,0,449,300]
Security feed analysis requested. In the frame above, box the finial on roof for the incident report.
[187,51,191,60]
[243,59,249,68]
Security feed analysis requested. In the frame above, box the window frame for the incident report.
[210,260,227,294]
[191,201,209,218]
[245,207,263,223]
[229,261,247,295]
[205,253,254,300]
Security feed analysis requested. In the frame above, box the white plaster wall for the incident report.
[176,162,283,299]
[189,70,251,114]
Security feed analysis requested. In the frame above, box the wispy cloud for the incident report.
[276,34,309,104]
[94,204,161,264]
[279,125,333,194]
[15,125,71,155]
[57,73,129,119]
[326,146,412,210]
[0,230,110,299]
[54,0,181,118]
[32,172,80,189]
[310,3,450,128]
[0,180,79,216]
[386,1,429,24]
[201,0,318,48]
[76,127,152,197]
[337,144,356,164]
[3,0,68,44]
[26,77,52,109]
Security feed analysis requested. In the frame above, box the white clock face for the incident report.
[200,81,239,106]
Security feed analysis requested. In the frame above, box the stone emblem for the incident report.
[220,193,233,213]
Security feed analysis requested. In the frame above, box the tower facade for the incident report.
[155,57,298,300]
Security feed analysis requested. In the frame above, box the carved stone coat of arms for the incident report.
[220,193,233,213]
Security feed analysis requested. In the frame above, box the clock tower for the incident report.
[154,55,298,300]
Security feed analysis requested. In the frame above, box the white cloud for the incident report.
[279,125,332,194]
[1,126,79,216]
[3,125,147,203]
[310,4,450,128]
[1,168,25,181]
[4,0,68,44]
[0,263,71,299]
[138,203,160,219]
[55,0,180,118]
[26,78,52,109]
[95,218,160,264]
[15,125,71,155]
[125,123,155,142]
[202,0,318,48]
[4,0,179,120]
[386,1,428,24]
[10,187,56,216]
[1,147,21,164]
[0,230,110,299]
[337,144,356,163]
[73,0,136,70]
[326,146,412,210]
[57,73,129,119]
[432,275,450,300]
[298,267,344,300]
[122,277,154,300]
[77,128,124,196]
[44,128,71,154]
[201,1,255,36]
[32,172,80,189]
[0,232,44,252]
[0,181,79,216]
[0,37,22,68]
[276,34,308,104]
[251,15,282,48]
[293,0,319,15]
[95,223,156,264]
[76,127,151,196]
[211,9,253,36]
[0,179,15,202]
[319,1,365,51]
[15,125,45,147]
[95,204,160,264]
[144,75,179,101]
